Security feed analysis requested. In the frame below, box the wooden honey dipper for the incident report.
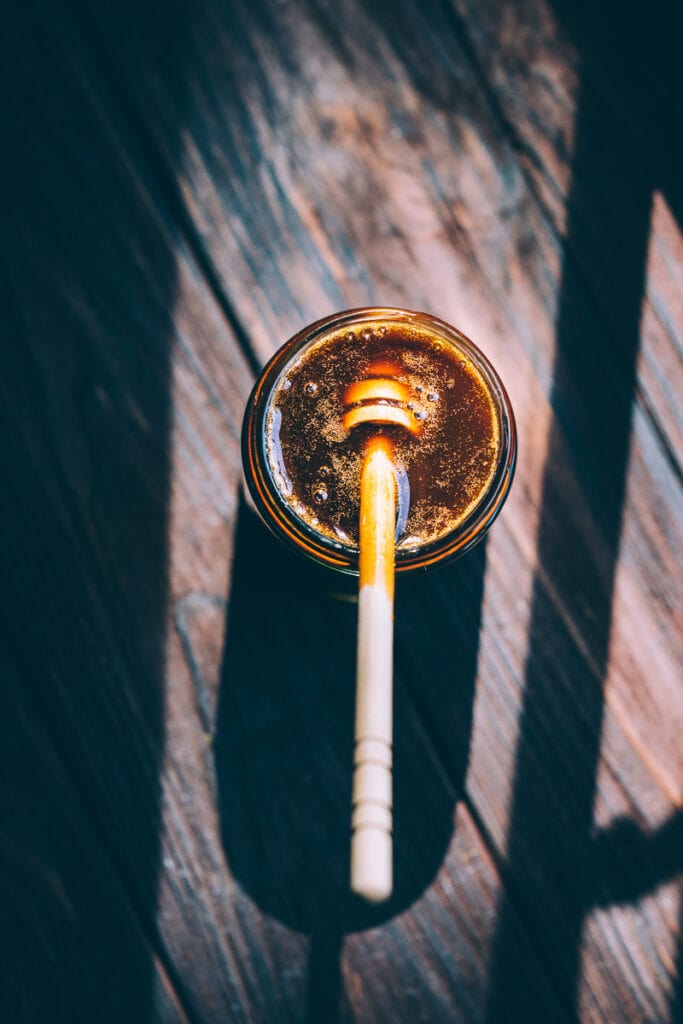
[342,362,423,902]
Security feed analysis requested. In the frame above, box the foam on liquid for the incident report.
[265,321,500,551]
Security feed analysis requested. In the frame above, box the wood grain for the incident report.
[2,0,681,1021]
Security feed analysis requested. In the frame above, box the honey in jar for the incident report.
[243,307,515,573]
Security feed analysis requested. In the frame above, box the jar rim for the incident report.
[242,307,516,574]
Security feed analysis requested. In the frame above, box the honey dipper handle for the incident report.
[351,438,396,903]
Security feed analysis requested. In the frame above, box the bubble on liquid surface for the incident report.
[263,317,504,556]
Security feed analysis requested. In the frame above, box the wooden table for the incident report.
[3,1,681,1020]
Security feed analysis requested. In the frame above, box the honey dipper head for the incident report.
[342,361,423,436]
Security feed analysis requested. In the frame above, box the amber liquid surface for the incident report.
[265,321,500,550]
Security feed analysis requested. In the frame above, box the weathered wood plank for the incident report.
[73,0,683,1019]
[445,3,683,1020]
[4,0,681,1021]
[2,3,244,1021]
[58,4,573,1015]
[0,637,187,1024]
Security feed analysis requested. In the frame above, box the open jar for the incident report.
[242,307,516,574]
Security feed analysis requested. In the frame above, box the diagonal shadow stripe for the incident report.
[484,64,652,1022]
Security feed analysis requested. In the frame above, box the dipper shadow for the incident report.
[215,492,486,1021]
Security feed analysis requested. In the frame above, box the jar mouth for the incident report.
[243,307,516,575]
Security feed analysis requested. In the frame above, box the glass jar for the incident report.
[242,307,516,574]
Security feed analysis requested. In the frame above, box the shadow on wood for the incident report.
[0,3,193,1020]
[485,2,683,1020]
[216,492,486,1022]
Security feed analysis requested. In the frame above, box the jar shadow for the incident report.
[215,490,486,1017]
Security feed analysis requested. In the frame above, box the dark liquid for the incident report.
[265,321,500,550]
